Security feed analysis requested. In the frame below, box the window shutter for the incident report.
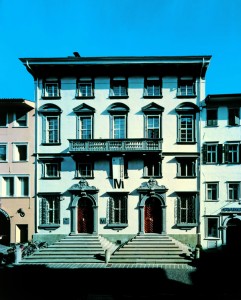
[110,115,113,138]
[176,161,180,177]
[42,116,46,143]
[192,161,196,176]
[40,197,47,224]
[218,144,223,164]
[202,144,207,164]
[177,115,181,142]
[42,79,46,97]
[108,197,114,223]
[239,144,241,163]
[224,144,229,163]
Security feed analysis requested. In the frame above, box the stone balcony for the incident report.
[68,138,162,153]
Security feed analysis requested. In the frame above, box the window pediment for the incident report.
[175,102,199,113]
[73,103,95,115]
[142,102,164,114]
[107,103,130,115]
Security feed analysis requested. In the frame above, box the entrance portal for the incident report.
[226,218,241,252]
[0,209,10,245]
[77,198,93,233]
[144,197,162,233]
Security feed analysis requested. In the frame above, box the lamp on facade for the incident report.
[17,208,25,217]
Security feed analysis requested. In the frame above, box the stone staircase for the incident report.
[108,234,194,264]
[19,234,106,264]
[19,234,194,265]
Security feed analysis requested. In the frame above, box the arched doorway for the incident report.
[0,209,10,246]
[226,218,241,251]
[78,197,93,233]
[144,197,162,233]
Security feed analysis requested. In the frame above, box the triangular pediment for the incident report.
[73,103,95,114]
[142,102,164,113]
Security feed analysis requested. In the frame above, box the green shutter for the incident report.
[42,116,46,143]
[202,144,207,164]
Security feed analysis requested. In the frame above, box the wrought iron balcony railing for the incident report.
[69,138,162,153]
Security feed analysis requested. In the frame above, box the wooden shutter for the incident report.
[42,116,46,143]
[218,144,223,164]
[224,144,229,163]
[202,144,207,164]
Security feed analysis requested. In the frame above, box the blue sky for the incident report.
[0,0,240,100]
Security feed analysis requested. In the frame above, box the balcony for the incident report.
[69,138,162,153]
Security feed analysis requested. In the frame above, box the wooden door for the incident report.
[78,198,93,233]
[144,197,162,233]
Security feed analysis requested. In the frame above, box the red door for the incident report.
[144,197,162,233]
[78,198,93,233]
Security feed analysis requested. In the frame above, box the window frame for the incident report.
[78,116,93,139]
[12,142,28,162]
[41,161,61,179]
[13,112,28,127]
[202,143,223,164]
[143,156,162,178]
[42,80,61,99]
[176,193,198,228]
[107,193,128,229]
[224,143,241,164]
[177,78,196,98]
[176,157,196,178]
[228,107,240,126]
[76,162,94,179]
[109,78,128,98]
[0,143,7,162]
[1,175,29,197]
[205,216,220,239]
[143,77,162,98]
[227,182,240,201]
[76,78,95,99]
[206,182,219,201]
[206,108,218,126]
[39,194,61,228]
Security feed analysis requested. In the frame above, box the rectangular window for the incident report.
[147,116,160,138]
[13,143,28,161]
[108,194,127,225]
[176,194,197,226]
[0,112,7,127]
[143,157,162,177]
[79,116,92,139]
[177,193,197,226]
[42,162,60,178]
[110,78,128,97]
[44,82,60,98]
[76,163,93,178]
[45,116,60,143]
[228,183,240,201]
[144,78,162,97]
[77,80,94,98]
[14,112,27,127]
[113,116,126,139]
[202,143,224,164]
[177,79,195,96]
[206,217,219,238]
[176,158,196,177]
[18,176,29,196]
[3,177,14,196]
[0,144,7,161]
[224,143,239,163]
[206,182,218,201]
[206,109,218,126]
[228,108,240,126]
[40,195,60,225]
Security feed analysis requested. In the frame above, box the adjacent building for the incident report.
[19,54,212,248]
[200,93,241,251]
[0,98,35,245]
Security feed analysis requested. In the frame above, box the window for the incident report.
[13,143,28,161]
[18,176,29,196]
[76,162,93,178]
[147,116,160,138]
[76,79,94,98]
[0,144,7,161]
[41,162,61,179]
[176,157,196,177]
[228,182,240,201]
[205,217,219,238]
[78,116,92,139]
[228,108,240,126]
[113,116,126,139]
[177,78,195,97]
[176,193,197,227]
[143,156,162,177]
[206,109,218,126]
[3,177,14,196]
[42,80,61,98]
[206,182,219,201]
[109,78,128,98]
[107,193,128,228]
[40,104,62,145]
[14,112,27,127]
[0,112,7,127]
[1,175,29,197]
[109,157,128,179]
[39,194,60,226]
[144,77,162,97]
[202,143,223,164]
[142,103,163,139]
[224,143,241,163]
